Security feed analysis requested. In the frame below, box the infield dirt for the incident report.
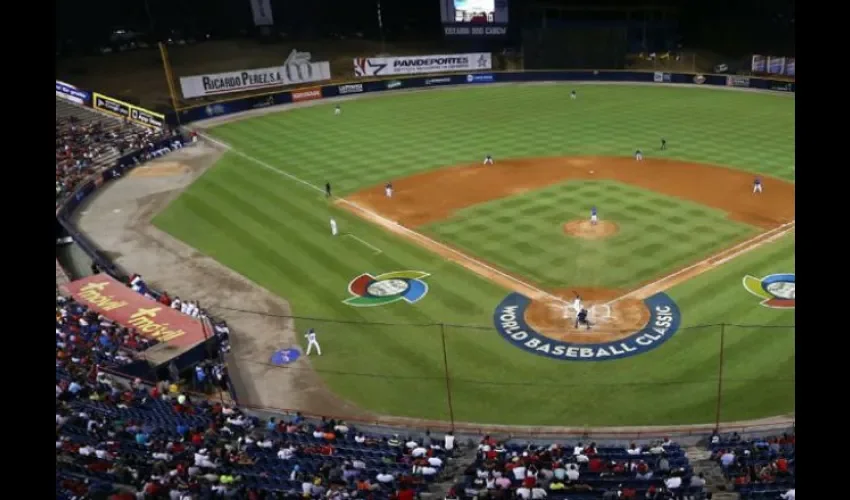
[341,156,795,337]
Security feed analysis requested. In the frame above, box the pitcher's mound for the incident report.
[563,220,618,240]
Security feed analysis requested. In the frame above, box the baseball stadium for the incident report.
[55,1,795,499]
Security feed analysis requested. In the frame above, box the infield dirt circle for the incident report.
[563,219,619,240]
[340,156,795,343]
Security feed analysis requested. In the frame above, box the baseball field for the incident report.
[153,83,795,427]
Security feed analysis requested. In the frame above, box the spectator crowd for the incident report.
[710,432,795,500]
[451,436,708,500]
[55,98,177,202]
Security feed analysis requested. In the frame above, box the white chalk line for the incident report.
[197,132,564,304]
[344,233,382,254]
[604,221,795,306]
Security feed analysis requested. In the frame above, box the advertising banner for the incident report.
[466,73,494,83]
[179,50,331,98]
[425,77,453,85]
[65,274,208,348]
[386,80,403,89]
[337,83,364,95]
[56,80,91,106]
[93,93,164,129]
[353,53,492,77]
[291,88,323,102]
[653,72,671,83]
[751,55,767,73]
[726,75,751,88]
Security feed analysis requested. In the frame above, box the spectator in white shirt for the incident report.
[565,464,579,481]
[427,456,443,468]
[516,486,531,500]
[573,443,584,456]
[278,445,295,460]
[412,446,428,458]
[444,431,455,452]
[664,476,682,491]
[406,439,418,449]
[376,471,394,483]
[720,450,736,468]
[512,463,527,481]
[690,473,706,489]
[531,486,547,499]
[780,488,795,500]
[627,443,642,455]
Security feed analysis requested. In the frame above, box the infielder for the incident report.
[305,328,322,356]
[590,206,598,225]
[334,105,341,116]
[635,149,644,161]
[330,217,338,236]
[753,176,763,193]
[570,90,577,100]
[483,154,494,165]
[385,181,393,198]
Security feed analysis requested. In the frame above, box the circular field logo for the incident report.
[742,273,795,309]
[343,271,430,307]
[493,293,682,361]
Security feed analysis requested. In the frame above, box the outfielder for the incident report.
[635,149,643,161]
[753,176,763,193]
[325,182,332,198]
[660,138,667,150]
[590,206,598,225]
[330,217,338,236]
[385,181,393,198]
[570,90,577,100]
[334,104,341,116]
[483,154,494,165]
[305,328,322,356]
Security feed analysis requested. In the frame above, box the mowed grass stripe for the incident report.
[208,85,795,194]
[425,180,757,289]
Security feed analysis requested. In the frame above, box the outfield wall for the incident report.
[169,70,795,124]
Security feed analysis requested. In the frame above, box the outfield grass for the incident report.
[154,84,795,426]
[424,180,758,289]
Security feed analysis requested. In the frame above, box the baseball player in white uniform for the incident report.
[330,217,338,236]
[570,90,577,100]
[385,182,393,198]
[753,177,763,193]
[483,154,494,165]
[635,149,643,161]
[334,105,341,116]
[563,295,583,319]
[590,206,598,225]
[305,328,322,356]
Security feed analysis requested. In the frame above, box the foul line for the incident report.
[197,132,565,305]
[344,233,382,254]
[604,221,795,307]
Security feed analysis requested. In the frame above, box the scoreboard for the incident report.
[441,0,509,37]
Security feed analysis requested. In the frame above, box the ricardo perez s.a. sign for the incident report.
[179,49,332,99]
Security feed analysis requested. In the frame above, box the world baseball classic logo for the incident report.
[742,273,795,309]
[343,271,430,307]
